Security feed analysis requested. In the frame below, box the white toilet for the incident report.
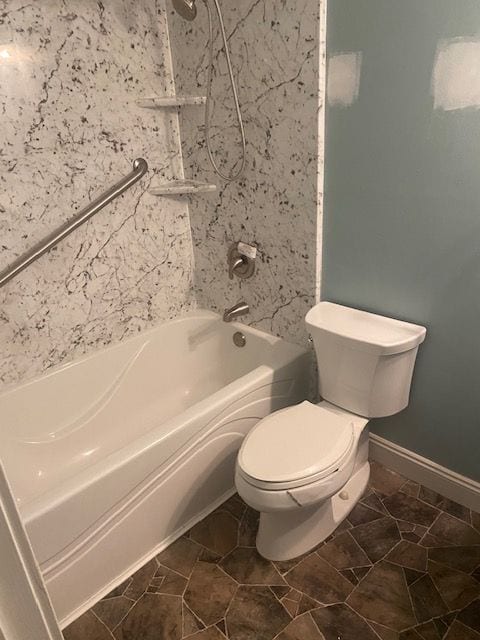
[235,302,426,561]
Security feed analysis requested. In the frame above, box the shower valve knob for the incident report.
[227,242,256,280]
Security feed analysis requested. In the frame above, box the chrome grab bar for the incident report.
[0,158,148,289]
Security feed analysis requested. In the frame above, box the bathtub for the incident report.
[0,310,309,626]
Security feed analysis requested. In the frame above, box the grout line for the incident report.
[308,609,327,639]
[424,510,444,539]
[110,596,138,633]
[363,615,398,640]
[215,563,241,585]
[90,609,116,639]
[221,583,239,633]
[402,561,420,626]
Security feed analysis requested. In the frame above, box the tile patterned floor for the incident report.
[63,462,480,640]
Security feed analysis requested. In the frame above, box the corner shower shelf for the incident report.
[136,96,206,109]
[149,179,217,196]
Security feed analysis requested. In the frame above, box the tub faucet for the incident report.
[223,302,249,323]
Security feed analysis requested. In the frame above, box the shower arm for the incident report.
[0,158,148,289]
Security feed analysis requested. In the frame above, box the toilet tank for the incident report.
[305,302,426,418]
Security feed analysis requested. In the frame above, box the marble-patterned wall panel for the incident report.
[0,0,195,389]
[168,0,321,346]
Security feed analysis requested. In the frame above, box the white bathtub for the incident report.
[0,310,309,626]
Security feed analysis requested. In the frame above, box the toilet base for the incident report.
[256,461,370,561]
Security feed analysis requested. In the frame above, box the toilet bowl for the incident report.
[235,302,426,561]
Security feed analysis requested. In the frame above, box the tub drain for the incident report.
[233,331,246,347]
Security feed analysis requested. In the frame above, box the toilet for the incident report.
[235,302,426,561]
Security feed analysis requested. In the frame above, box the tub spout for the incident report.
[223,302,249,323]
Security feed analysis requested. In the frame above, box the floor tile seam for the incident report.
[344,528,375,567]
[181,598,204,638]
[414,490,475,521]
[425,508,455,538]
[365,620,389,640]
[282,550,319,580]
[270,610,323,640]
[342,561,377,602]
[306,608,327,640]
[180,578,189,598]
[419,569,452,619]
[300,593,325,611]
[183,598,218,631]
[436,610,460,640]
[221,582,240,633]
[361,489,391,513]
[400,618,445,637]
[214,561,241,585]
[451,616,480,638]
[279,595,296,619]
[269,585,289,599]
[101,593,136,604]
[315,542,372,576]
[124,580,152,604]
[157,563,187,578]
[183,625,215,640]
[360,489,386,507]
[147,586,171,596]
[414,497,470,523]
[442,508,480,530]
[354,516,402,566]
[90,608,117,639]
[425,552,480,577]
[402,557,422,628]
[346,603,390,640]
[270,556,291,583]
[223,579,288,587]
[109,592,140,634]
[343,600,382,631]
[188,537,227,561]
[103,576,134,601]
[361,612,399,637]
[212,621,229,639]
[387,539,428,573]
[182,598,204,622]
[214,505,243,524]
[379,495,441,530]
[148,574,166,590]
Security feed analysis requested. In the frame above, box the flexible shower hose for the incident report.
[202,0,246,182]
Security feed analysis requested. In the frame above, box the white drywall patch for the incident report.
[432,38,480,111]
[327,52,362,107]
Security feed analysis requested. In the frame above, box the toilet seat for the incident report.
[237,401,356,491]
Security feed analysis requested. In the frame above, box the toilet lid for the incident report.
[238,401,355,487]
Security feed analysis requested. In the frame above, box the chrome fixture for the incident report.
[171,0,246,182]
[229,255,245,280]
[227,241,256,280]
[0,159,148,288]
[223,302,249,323]
[233,331,246,347]
[172,0,197,20]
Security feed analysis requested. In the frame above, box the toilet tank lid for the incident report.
[306,302,427,356]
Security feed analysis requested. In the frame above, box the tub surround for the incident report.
[167,0,323,347]
[0,0,194,390]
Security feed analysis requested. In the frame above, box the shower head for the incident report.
[172,0,197,21]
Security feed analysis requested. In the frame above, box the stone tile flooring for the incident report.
[63,462,480,640]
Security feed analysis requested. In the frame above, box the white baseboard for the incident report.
[369,433,480,513]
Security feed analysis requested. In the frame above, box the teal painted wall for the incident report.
[323,0,480,480]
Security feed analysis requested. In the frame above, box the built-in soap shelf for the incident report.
[149,179,217,196]
[136,96,206,109]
